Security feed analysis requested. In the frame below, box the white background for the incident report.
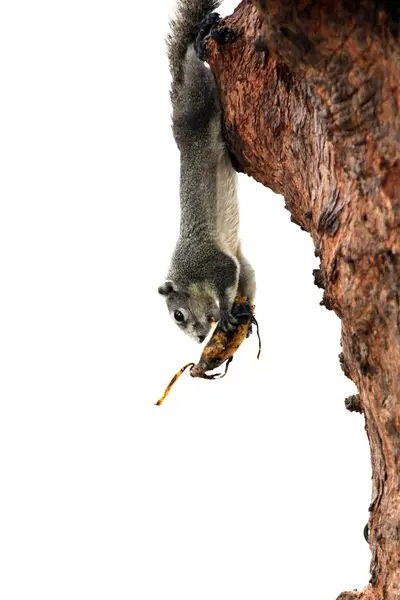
[0,1,371,599]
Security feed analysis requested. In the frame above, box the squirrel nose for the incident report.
[198,335,205,343]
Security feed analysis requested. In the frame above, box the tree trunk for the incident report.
[205,1,400,598]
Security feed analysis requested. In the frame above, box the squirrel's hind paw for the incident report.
[194,12,222,60]
[210,26,238,46]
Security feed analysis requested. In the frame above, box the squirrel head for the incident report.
[158,280,218,343]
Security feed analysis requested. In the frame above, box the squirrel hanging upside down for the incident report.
[158,0,256,343]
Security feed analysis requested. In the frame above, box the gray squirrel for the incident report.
[158,0,256,343]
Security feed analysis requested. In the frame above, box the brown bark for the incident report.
[206,1,400,599]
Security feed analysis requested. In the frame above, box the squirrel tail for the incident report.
[166,0,220,100]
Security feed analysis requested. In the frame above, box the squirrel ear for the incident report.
[158,281,176,296]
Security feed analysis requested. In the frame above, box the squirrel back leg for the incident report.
[206,249,240,332]
[172,45,220,149]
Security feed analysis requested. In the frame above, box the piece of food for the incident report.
[190,296,254,378]
[155,296,260,406]
[155,362,195,406]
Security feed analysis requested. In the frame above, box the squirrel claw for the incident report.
[246,322,253,338]
[219,311,238,333]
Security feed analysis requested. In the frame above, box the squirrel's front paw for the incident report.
[219,310,238,333]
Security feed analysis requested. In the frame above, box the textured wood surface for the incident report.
[206,1,400,598]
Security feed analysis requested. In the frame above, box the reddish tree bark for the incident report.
[205,1,400,599]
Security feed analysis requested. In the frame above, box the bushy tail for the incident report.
[166,0,220,101]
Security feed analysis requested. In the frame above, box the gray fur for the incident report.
[160,0,256,343]
[166,0,220,108]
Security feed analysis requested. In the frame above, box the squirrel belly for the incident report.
[158,0,256,342]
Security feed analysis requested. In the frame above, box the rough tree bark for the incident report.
[205,1,400,599]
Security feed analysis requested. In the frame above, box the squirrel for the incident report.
[158,0,256,343]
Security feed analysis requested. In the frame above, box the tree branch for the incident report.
[205,1,400,598]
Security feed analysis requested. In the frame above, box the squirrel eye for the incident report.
[174,310,185,323]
